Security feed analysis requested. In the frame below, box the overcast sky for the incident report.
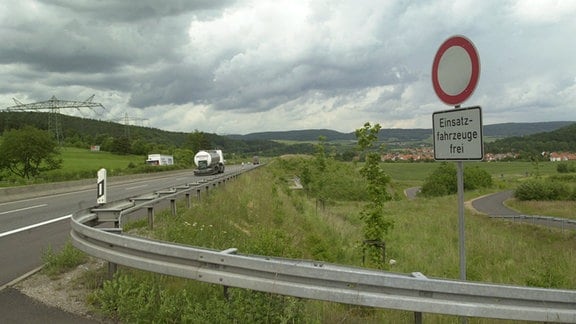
[1,0,575,135]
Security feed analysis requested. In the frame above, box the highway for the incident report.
[0,166,244,288]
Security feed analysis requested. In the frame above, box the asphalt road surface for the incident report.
[0,166,246,323]
[470,190,518,216]
[0,288,100,324]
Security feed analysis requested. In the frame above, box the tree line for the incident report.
[485,123,576,158]
[0,111,317,157]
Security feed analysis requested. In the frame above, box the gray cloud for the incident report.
[1,0,575,134]
[38,0,235,22]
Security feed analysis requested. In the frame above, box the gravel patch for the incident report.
[14,257,113,323]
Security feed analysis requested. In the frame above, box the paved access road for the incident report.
[470,190,518,216]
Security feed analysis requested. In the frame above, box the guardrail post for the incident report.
[185,193,191,209]
[170,199,177,216]
[108,262,117,280]
[220,248,238,301]
[109,223,119,280]
[196,188,201,201]
[411,272,427,324]
[147,206,154,230]
[414,311,422,324]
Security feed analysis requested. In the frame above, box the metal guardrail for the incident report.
[490,214,576,232]
[70,170,576,323]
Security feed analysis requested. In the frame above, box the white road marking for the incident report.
[0,204,48,216]
[0,214,71,238]
[125,184,148,190]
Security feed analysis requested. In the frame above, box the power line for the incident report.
[5,95,106,143]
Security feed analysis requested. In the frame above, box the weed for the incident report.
[42,241,88,277]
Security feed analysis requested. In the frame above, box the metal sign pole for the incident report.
[457,160,466,281]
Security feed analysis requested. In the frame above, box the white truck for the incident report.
[193,150,225,175]
[146,154,174,166]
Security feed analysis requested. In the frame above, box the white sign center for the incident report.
[438,46,473,96]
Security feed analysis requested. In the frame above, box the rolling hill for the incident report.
[1,111,574,156]
[229,121,575,142]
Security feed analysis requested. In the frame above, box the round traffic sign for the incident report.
[432,35,480,106]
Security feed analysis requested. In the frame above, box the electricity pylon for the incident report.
[6,95,106,143]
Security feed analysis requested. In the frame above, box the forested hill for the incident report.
[485,122,576,154]
[229,121,574,142]
[1,111,189,146]
[1,111,574,156]
[0,111,287,155]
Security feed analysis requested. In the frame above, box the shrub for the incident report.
[514,179,571,201]
[556,162,576,173]
[464,166,493,190]
[421,163,455,197]
[549,174,576,182]
[420,163,493,197]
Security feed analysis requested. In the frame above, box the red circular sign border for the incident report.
[432,35,480,106]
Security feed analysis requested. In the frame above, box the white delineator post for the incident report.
[97,168,107,205]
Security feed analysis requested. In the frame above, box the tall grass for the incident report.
[505,200,576,220]
[42,241,88,277]
[89,159,576,323]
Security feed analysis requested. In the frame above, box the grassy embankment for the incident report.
[64,158,575,323]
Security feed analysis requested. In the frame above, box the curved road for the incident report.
[469,190,518,216]
[406,188,576,231]
[405,187,519,215]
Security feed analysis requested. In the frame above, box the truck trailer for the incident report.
[193,150,225,175]
[146,154,174,166]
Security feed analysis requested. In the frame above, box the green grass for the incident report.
[57,147,144,172]
[380,160,559,182]
[0,146,148,186]
[505,199,576,220]
[37,147,172,183]
[42,241,88,277]
[90,159,576,323]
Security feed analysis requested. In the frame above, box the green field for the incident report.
[380,160,557,182]
[57,147,145,172]
[34,147,150,184]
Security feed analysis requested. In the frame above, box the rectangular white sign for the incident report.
[433,106,483,161]
[97,168,107,204]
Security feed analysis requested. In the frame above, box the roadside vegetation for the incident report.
[419,162,493,197]
[81,151,575,323]
[5,118,575,321]
[42,241,88,277]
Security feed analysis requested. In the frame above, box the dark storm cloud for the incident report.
[37,0,235,21]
